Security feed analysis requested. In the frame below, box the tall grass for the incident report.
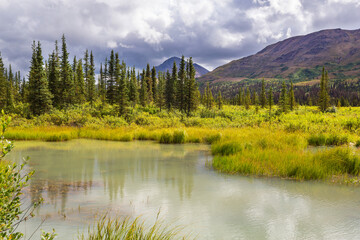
[6,106,360,183]
[78,215,191,240]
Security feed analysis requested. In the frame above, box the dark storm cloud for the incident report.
[0,0,360,75]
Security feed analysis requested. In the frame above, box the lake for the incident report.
[8,139,360,239]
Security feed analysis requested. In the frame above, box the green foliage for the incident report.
[0,111,56,240]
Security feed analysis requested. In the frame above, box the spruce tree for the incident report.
[318,67,330,112]
[60,34,74,106]
[254,92,259,113]
[165,70,173,111]
[205,82,214,109]
[76,59,86,103]
[87,51,96,104]
[98,64,106,103]
[145,64,153,103]
[245,87,250,110]
[5,65,14,111]
[0,53,7,110]
[48,41,61,107]
[268,86,274,121]
[151,66,157,103]
[128,67,139,107]
[157,72,166,111]
[177,56,186,112]
[217,91,223,110]
[260,78,267,108]
[140,69,148,106]
[289,81,295,111]
[165,62,177,111]
[184,57,198,115]
[238,87,242,105]
[118,59,128,116]
[107,50,117,104]
[28,41,52,115]
[279,81,288,113]
[20,77,27,103]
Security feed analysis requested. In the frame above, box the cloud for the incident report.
[0,0,359,74]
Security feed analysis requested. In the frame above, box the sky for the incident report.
[0,0,360,75]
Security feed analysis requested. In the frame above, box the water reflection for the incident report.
[8,140,360,240]
[10,140,200,213]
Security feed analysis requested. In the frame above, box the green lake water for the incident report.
[8,139,360,239]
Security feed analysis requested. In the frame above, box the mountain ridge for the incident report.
[199,28,360,83]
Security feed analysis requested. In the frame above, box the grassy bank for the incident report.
[6,105,360,183]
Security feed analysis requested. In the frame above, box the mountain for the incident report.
[199,28,360,83]
[155,57,209,78]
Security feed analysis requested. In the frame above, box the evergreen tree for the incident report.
[245,87,250,110]
[184,57,198,115]
[289,81,295,111]
[28,41,52,115]
[118,58,128,116]
[151,66,157,103]
[60,34,74,106]
[48,41,61,107]
[279,81,288,113]
[177,56,186,112]
[260,78,267,108]
[238,87,243,105]
[99,64,107,103]
[268,86,274,114]
[205,82,214,109]
[145,64,153,103]
[157,72,166,111]
[254,92,259,113]
[86,51,96,104]
[20,77,27,103]
[0,53,7,110]
[140,69,148,106]
[318,67,330,112]
[217,91,223,110]
[76,59,86,103]
[165,62,177,111]
[107,50,117,104]
[128,67,138,107]
[5,65,14,111]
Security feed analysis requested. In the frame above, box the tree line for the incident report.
[0,35,333,116]
[226,67,330,113]
[0,35,200,116]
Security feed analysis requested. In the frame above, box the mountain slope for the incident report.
[155,57,209,78]
[199,28,360,82]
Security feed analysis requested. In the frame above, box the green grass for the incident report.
[6,105,360,183]
[78,215,191,240]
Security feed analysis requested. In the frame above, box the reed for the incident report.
[78,215,191,240]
